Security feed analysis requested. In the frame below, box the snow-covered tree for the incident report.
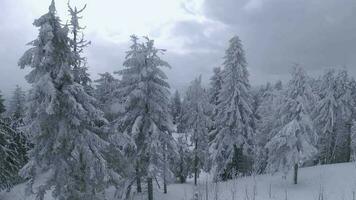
[254,82,283,174]
[350,120,356,161]
[116,35,177,198]
[170,90,182,126]
[313,69,355,164]
[313,70,338,164]
[171,134,192,183]
[333,69,354,163]
[181,76,212,185]
[94,72,121,121]
[0,119,22,191]
[209,66,223,112]
[18,2,124,199]
[0,91,6,116]
[7,85,26,122]
[210,36,255,180]
[266,66,317,184]
[6,85,29,179]
[67,1,92,92]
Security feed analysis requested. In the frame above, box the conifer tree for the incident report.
[18,2,123,199]
[116,35,177,198]
[0,91,6,116]
[67,1,92,92]
[94,72,121,121]
[266,66,317,184]
[0,119,22,191]
[210,36,255,180]
[181,76,211,185]
[255,82,283,173]
[170,90,182,126]
[209,67,223,117]
[7,85,26,122]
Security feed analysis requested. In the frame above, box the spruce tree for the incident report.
[18,1,122,199]
[67,1,92,92]
[170,90,182,126]
[94,72,121,122]
[333,69,354,162]
[181,76,211,185]
[0,91,6,116]
[313,69,355,164]
[210,36,255,180]
[0,119,21,191]
[313,70,338,164]
[266,66,317,184]
[255,82,283,173]
[7,85,26,122]
[209,67,223,119]
[116,35,177,198]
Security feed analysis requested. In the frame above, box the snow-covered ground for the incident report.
[2,162,356,200]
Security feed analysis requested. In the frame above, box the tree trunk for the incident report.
[148,177,153,200]
[136,166,142,193]
[163,143,167,194]
[164,179,167,194]
[194,138,198,186]
[293,163,298,184]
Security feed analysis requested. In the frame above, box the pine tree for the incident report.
[7,85,26,122]
[266,66,317,184]
[255,82,283,173]
[350,120,356,161]
[170,90,182,126]
[0,119,22,191]
[116,35,177,198]
[18,2,123,199]
[333,69,354,162]
[313,69,355,164]
[209,66,223,114]
[0,91,6,116]
[181,76,211,185]
[67,1,92,92]
[171,134,192,183]
[7,85,30,179]
[210,36,255,180]
[313,70,338,164]
[94,72,121,121]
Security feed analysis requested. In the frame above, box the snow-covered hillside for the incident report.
[2,162,356,200]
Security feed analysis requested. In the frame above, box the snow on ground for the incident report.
[2,162,356,200]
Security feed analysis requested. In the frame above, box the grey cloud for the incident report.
[203,0,356,84]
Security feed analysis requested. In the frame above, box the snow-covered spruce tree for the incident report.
[18,2,123,199]
[94,72,121,122]
[7,85,26,122]
[0,91,6,116]
[171,134,192,183]
[0,119,22,191]
[116,35,177,198]
[332,69,354,163]
[67,1,92,93]
[254,82,284,174]
[210,36,255,181]
[209,67,223,121]
[266,66,317,184]
[6,85,30,177]
[170,90,182,126]
[350,120,356,161]
[313,70,338,164]
[313,69,355,164]
[181,76,212,185]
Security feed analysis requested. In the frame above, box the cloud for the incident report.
[1,0,356,98]
[203,0,356,84]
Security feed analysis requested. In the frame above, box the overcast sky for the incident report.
[1,0,356,98]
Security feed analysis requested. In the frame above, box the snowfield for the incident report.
[2,162,356,200]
